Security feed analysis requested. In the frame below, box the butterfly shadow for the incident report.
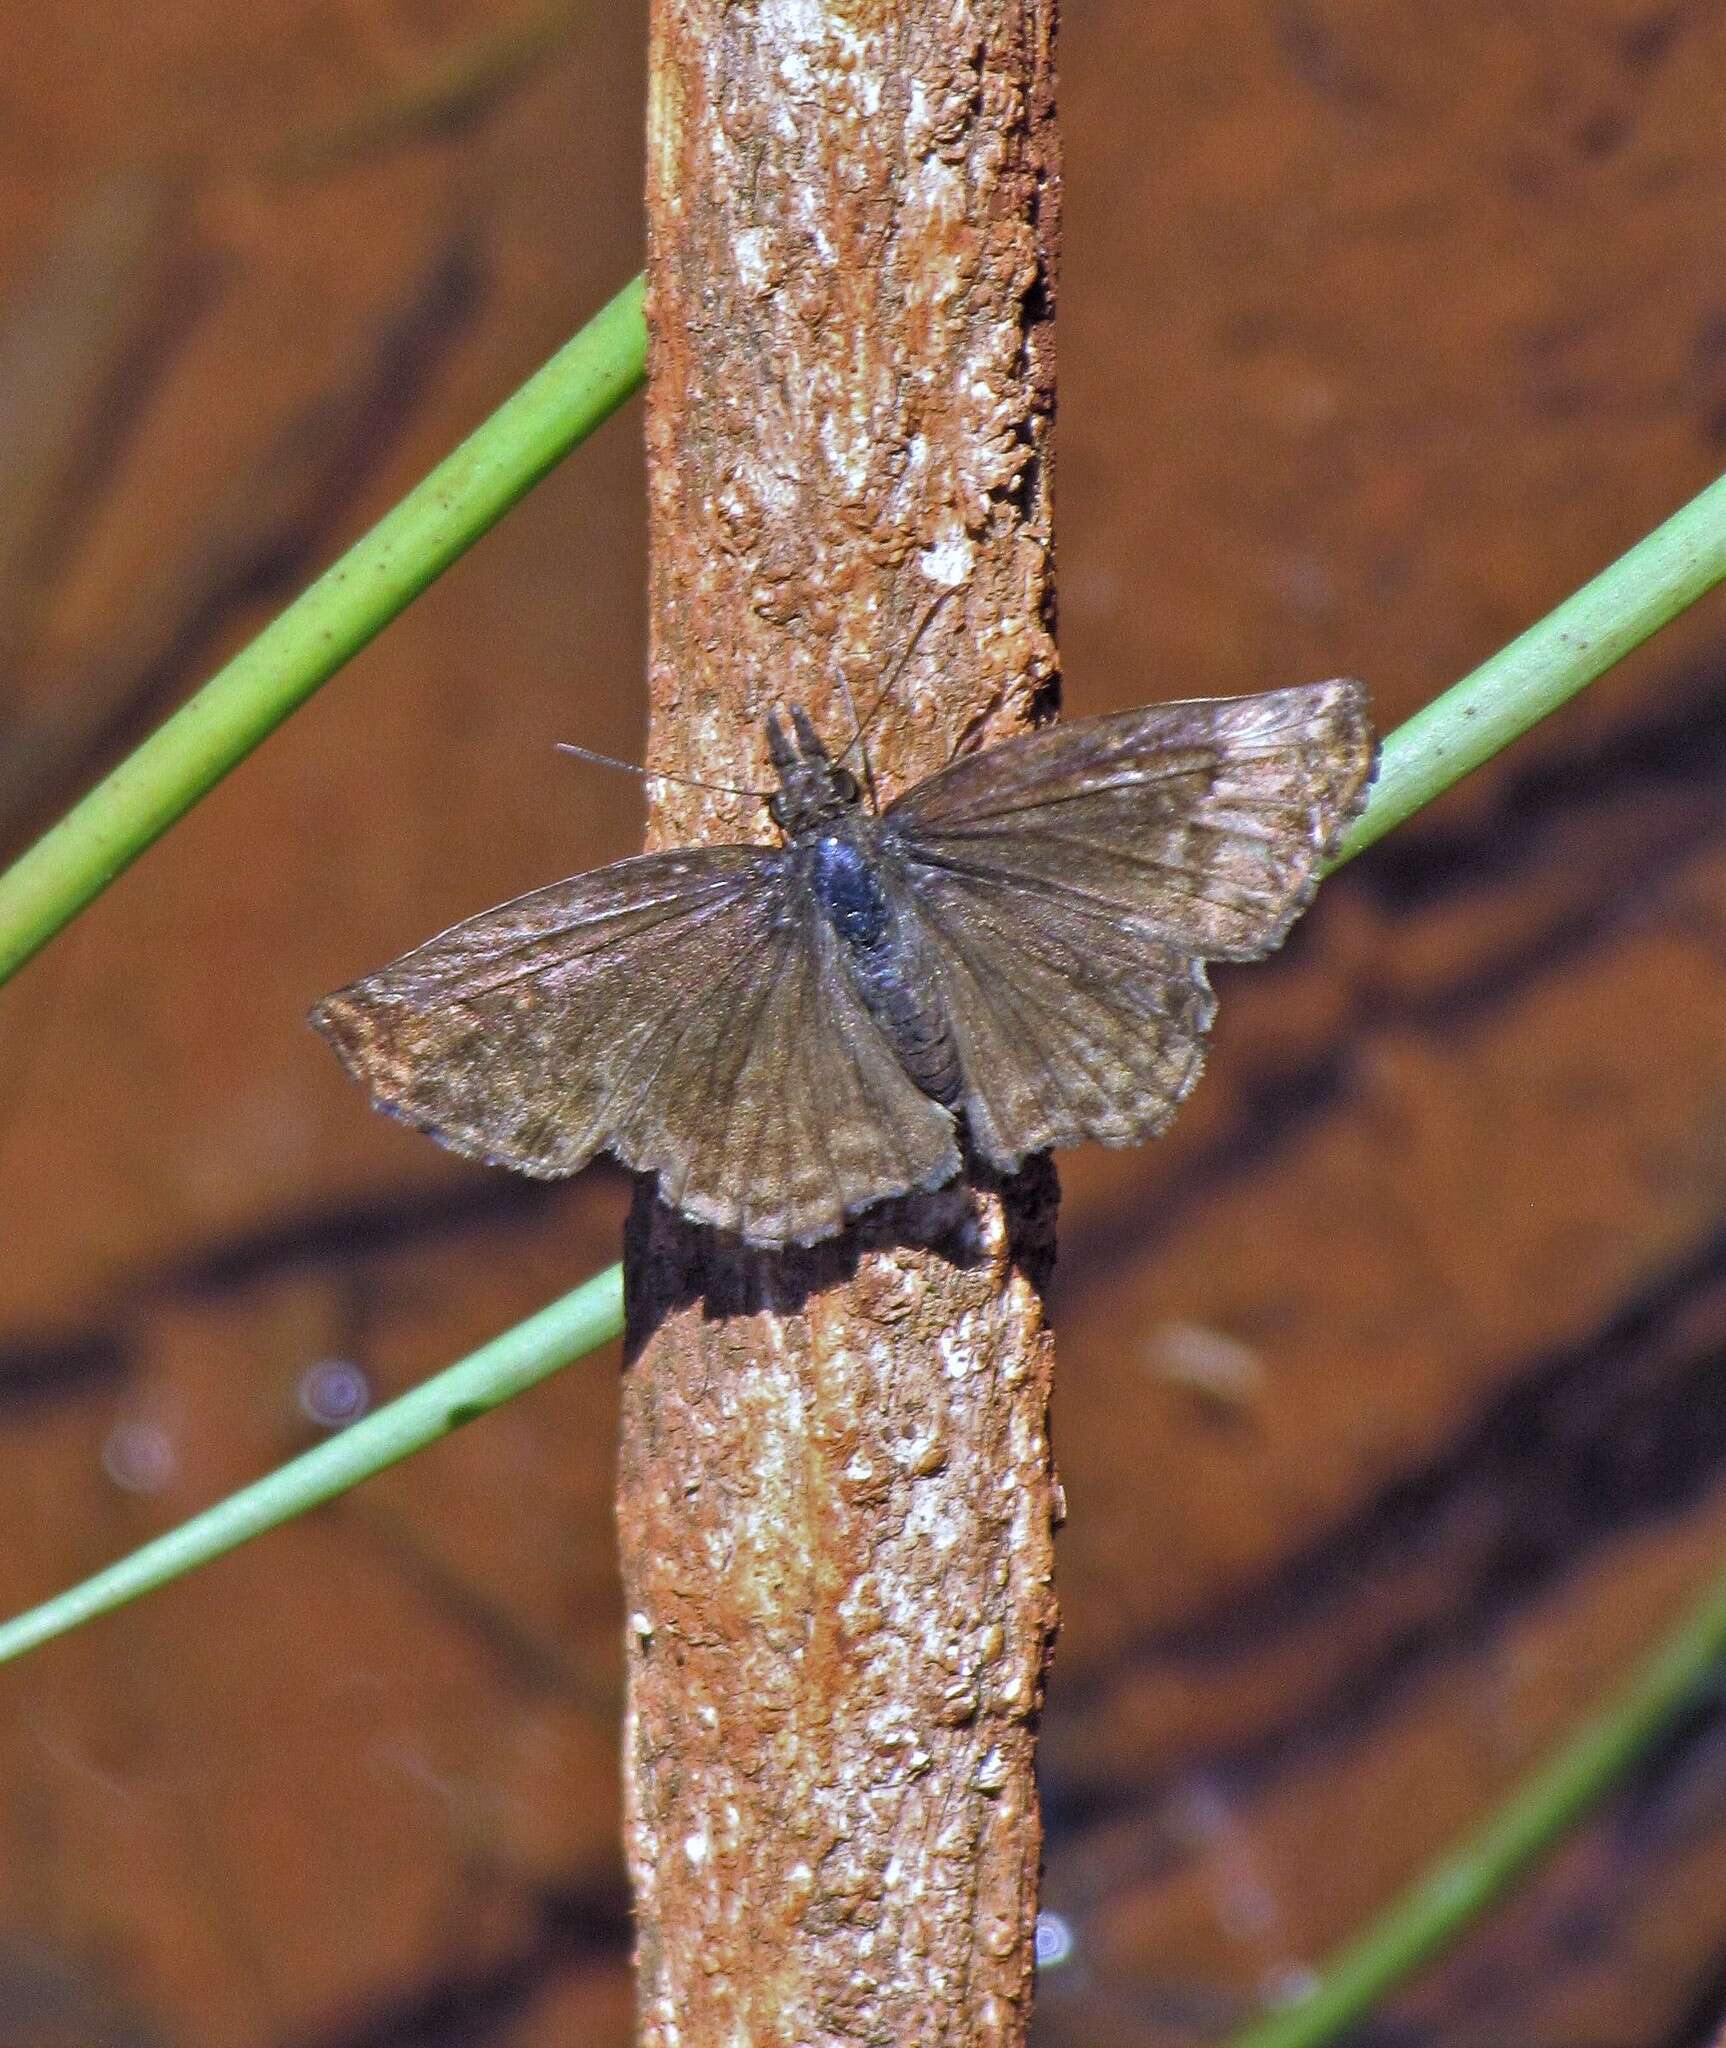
[620,1151,1060,1339]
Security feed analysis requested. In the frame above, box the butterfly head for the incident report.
[765,704,863,837]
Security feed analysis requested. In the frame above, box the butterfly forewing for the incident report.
[887,680,1374,960]
[311,844,959,1246]
[312,847,768,1177]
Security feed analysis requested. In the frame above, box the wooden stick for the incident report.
[622,3,1062,2039]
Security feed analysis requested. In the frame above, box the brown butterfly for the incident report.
[311,681,1374,1247]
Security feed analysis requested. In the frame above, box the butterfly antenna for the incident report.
[834,590,954,780]
[832,671,881,812]
[554,742,770,801]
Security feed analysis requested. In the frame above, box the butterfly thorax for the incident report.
[761,708,964,1108]
[764,703,864,835]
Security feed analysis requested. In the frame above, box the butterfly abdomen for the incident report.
[807,828,963,1107]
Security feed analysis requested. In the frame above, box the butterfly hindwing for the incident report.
[312,845,960,1244]
[892,864,1217,1170]
[606,890,961,1245]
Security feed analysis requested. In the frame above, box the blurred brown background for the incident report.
[0,2,1724,2043]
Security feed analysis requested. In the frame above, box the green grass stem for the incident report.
[0,1265,623,1663]
[0,272,646,986]
[1224,1549,1726,2048]
[1332,465,1726,865]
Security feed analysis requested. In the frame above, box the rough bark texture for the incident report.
[620,3,1061,2042]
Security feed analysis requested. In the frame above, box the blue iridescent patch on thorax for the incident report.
[811,834,893,951]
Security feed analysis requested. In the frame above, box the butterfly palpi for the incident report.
[312,681,1374,1248]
